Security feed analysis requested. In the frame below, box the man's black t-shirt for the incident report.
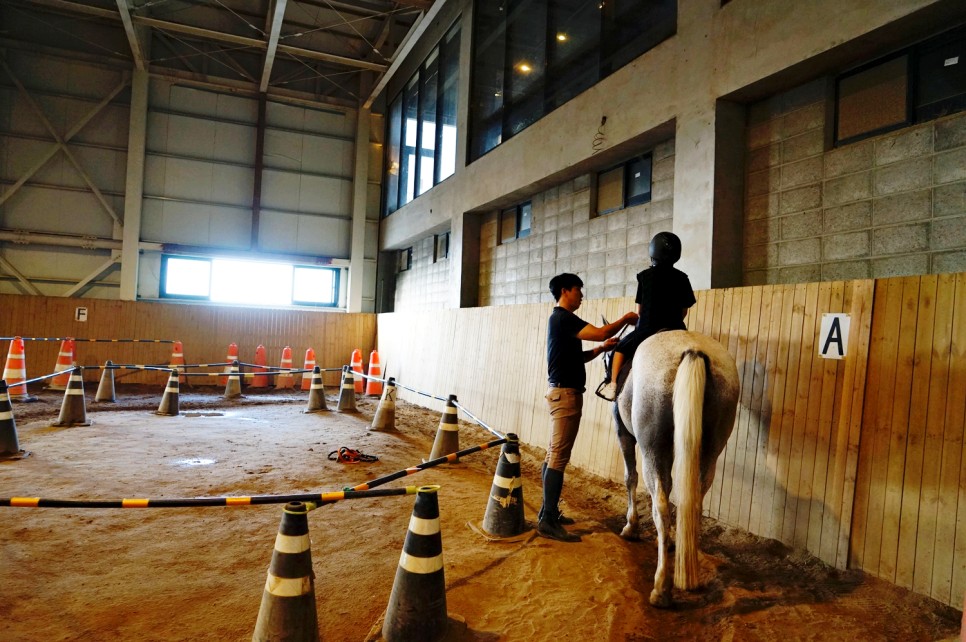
[547,307,590,389]
[634,265,696,335]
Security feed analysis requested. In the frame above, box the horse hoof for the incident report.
[620,524,638,540]
[649,590,671,608]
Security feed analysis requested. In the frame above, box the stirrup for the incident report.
[327,446,379,464]
[595,380,617,402]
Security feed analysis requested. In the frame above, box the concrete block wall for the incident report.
[744,79,966,284]
[393,234,449,311]
[479,140,676,305]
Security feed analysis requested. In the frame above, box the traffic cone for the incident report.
[277,347,295,389]
[252,344,269,388]
[301,348,316,391]
[350,349,364,394]
[52,368,91,427]
[95,360,116,402]
[252,502,320,642]
[3,337,36,402]
[427,395,459,461]
[219,343,239,386]
[382,486,447,642]
[480,434,528,538]
[365,350,383,397]
[48,338,75,390]
[224,360,242,399]
[156,370,180,416]
[0,381,27,460]
[303,366,327,413]
[337,365,356,412]
[169,340,186,384]
[369,377,397,432]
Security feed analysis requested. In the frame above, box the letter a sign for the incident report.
[819,313,850,360]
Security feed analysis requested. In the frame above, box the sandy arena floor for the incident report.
[0,383,962,641]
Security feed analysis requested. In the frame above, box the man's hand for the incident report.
[623,311,639,326]
[602,337,620,351]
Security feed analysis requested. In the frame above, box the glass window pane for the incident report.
[597,166,623,215]
[293,267,336,305]
[211,259,293,306]
[548,0,600,109]
[418,50,439,196]
[518,202,532,238]
[500,207,518,243]
[400,75,419,206]
[164,257,211,297]
[837,55,909,142]
[438,24,461,182]
[600,0,676,77]
[505,0,547,137]
[625,155,652,206]
[470,1,506,160]
[385,96,402,215]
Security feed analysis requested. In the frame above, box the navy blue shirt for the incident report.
[634,265,696,335]
[547,307,590,389]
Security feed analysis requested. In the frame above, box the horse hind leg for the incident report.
[647,473,673,608]
[614,410,639,539]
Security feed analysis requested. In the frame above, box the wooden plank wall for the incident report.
[0,295,375,387]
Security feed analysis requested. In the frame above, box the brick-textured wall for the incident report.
[744,79,966,284]
[393,235,449,311]
[478,140,676,305]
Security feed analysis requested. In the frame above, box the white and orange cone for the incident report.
[169,340,186,384]
[350,348,364,394]
[301,348,316,391]
[277,346,295,389]
[3,337,36,402]
[219,343,239,386]
[365,350,383,397]
[48,338,75,390]
[251,344,269,388]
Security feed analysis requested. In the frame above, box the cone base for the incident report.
[302,408,328,414]
[0,449,30,461]
[466,520,535,543]
[51,420,92,427]
[364,612,468,642]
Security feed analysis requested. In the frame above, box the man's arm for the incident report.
[576,311,638,342]
[582,336,620,363]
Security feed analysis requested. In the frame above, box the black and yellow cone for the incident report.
[480,434,528,538]
[224,359,242,399]
[303,366,327,413]
[95,360,116,402]
[252,502,320,642]
[427,395,459,461]
[369,377,397,432]
[0,380,27,459]
[336,365,356,412]
[156,370,180,416]
[52,368,91,427]
[382,486,447,642]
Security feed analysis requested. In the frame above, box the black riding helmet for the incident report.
[649,231,682,266]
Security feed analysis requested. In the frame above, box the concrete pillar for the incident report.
[348,105,371,313]
[448,211,481,309]
[119,69,148,301]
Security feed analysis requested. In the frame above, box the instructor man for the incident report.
[539,273,638,542]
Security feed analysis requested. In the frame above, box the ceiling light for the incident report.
[517,63,532,73]
[556,33,568,42]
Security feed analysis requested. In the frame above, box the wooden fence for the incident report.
[0,295,375,387]
[378,274,965,608]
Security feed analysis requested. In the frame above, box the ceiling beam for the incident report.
[260,0,288,92]
[115,0,146,70]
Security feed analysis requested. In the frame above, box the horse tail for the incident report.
[672,349,707,591]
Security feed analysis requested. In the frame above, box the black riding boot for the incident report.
[538,467,580,542]
[538,462,574,525]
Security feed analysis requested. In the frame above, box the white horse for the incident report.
[611,330,739,607]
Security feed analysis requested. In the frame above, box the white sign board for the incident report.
[75,307,88,322]
[819,313,850,359]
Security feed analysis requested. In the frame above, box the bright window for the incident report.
[161,256,339,307]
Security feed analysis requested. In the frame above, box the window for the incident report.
[383,22,461,216]
[398,248,413,272]
[469,0,676,161]
[595,153,652,216]
[434,233,450,262]
[835,25,966,145]
[500,201,532,243]
[160,256,339,307]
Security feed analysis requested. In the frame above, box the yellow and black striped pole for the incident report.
[336,365,356,412]
[303,366,327,414]
[94,360,116,402]
[382,486,448,642]
[156,370,180,416]
[427,395,459,461]
[369,377,397,432]
[481,433,528,538]
[252,501,319,642]
[52,368,90,427]
[0,380,27,460]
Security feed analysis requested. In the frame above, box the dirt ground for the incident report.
[0,382,962,641]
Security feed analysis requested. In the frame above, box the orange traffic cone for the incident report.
[277,346,295,389]
[252,502,320,642]
[219,343,239,386]
[169,340,186,383]
[3,337,36,402]
[252,344,269,388]
[301,348,316,391]
[48,338,75,390]
[350,348,364,394]
[366,350,383,397]
[427,395,459,461]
